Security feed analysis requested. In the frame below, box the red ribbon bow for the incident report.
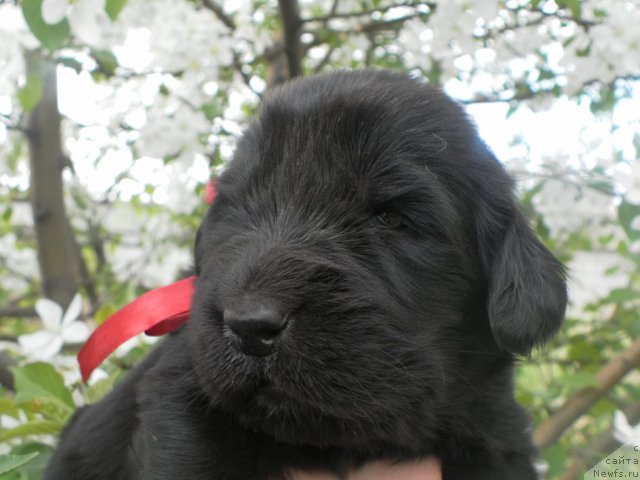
[77,180,217,382]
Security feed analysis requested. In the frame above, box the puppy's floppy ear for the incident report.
[484,207,567,355]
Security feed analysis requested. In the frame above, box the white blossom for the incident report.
[533,179,616,238]
[613,410,640,446]
[18,294,90,360]
[103,205,193,288]
[138,103,208,159]
[41,0,68,24]
[0,6,37,96]
[41,0,110,46]
[614,161,640,205]
[0,233,38,292]
[566,251,633,315]
[68,0,110,46]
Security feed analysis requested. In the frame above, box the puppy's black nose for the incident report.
[223,303,288,356]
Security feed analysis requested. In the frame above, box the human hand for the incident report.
[289,457,442,480]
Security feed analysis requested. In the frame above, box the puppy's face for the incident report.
[188,71,566,452]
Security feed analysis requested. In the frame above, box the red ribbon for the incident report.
[77,180,217,382]
[77,276,196,382]
[205,179,217,204]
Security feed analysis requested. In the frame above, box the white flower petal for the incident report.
[62,293,83,326]
[33,336,65,360]
[115,334,144,356]
[41,0,69,25]
[612,410,640,444]
[87,368,108,386]
[613,429,627,445]
[83,0,105,11]
[35,298,63,331]
[61,322,90,343]
[1,414,21,429]
[614,410,633,436]
[18,331,55,354]
[68,5,101,46]
[18,332,63,359]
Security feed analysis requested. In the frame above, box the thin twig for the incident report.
[202,0,236,30]
[0,307,38,318]
[303,0,434,23]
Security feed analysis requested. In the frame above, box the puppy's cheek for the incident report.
[186,290,255,403]
[268,323,445,443]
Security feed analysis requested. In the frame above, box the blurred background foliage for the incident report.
[0,0,639,478]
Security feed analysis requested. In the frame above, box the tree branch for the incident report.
[277,0,303,79]
[71,223,99,311]
[535,7,598,31]
[0,352,15,391]
[359,13,422,33]
[0,307,37,318]
[312,45,337,74]
[24,51,79,310]
[302,0,434,23]
[533,336,640,450]
[462,74,640,105]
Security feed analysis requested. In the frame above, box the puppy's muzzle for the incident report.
[223,299,288,356]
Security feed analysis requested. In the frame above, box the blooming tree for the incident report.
[0,0,639,477]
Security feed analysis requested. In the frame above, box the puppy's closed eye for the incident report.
[373,211,407,230]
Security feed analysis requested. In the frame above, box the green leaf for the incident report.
[21,0,70,52]
[84,375,116,404]
[0,453,39,475]
[105,0,128,21]
[592,8,607,19]
[57,57,83,73]
[543,444,569,477]
[5,138,23,173]
[590,84,616,113]
[0,420,64,443]
[10,443,53,480]
[618,200,640,241]
[567,339,601,361]
[11,363,75,413]
[91,49,118,76]
[537,68,556,81]
[17,73,44,113]
[2,207,12,222]
[563,371,599,390]
[0,398,20,418]
[606,287,640,304]
[566,0,581,18]
[94,304,116,325]
[202,101,220,121]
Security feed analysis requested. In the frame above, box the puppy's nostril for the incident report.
[223,304,288,356]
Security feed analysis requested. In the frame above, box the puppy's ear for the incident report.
[484,208,567,355]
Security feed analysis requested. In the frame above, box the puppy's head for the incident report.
[188,70,566,451]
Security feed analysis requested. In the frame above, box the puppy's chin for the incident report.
[188,324,442,453]
[224,377,435,452]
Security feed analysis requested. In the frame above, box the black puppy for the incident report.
[45,70,566,480]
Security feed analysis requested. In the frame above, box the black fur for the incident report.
[45,70,566,480]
